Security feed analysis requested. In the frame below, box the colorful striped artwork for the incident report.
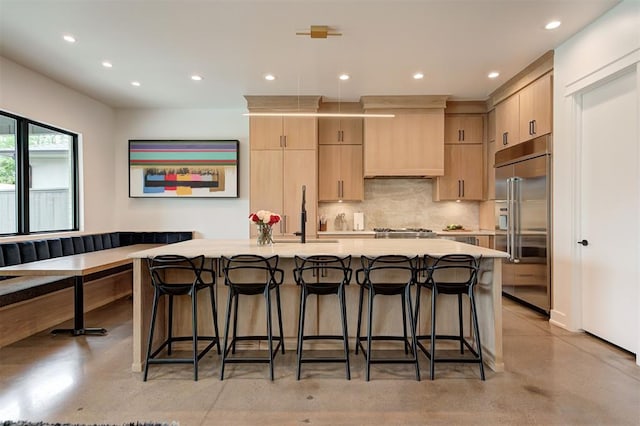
[128,140,239,198]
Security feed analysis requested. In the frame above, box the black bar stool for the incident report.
[144,254,221,381]
[415,254,485,380]
[355,255,420,381]
[219,254,285,380]
[293,255,352,380]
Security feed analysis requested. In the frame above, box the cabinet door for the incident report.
[486,139,496,200]
[364,110,444,176]
[283,150,317,237]
[250,150,284,236]
[340,144,363,200]
[445,115,483,143]
[250,116,283,150]
[283,117,317,150]
[435,144,483,200]
[519,73,552,142]
[318,145,341,200]
[487,109,496,142]
[495,94,520,151]
[459,144,483,200]
[319,118,341,145]
[340,118,363,145]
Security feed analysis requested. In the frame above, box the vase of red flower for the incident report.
[249,210,281,246]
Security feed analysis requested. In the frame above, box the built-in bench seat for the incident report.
[0,231,192,346]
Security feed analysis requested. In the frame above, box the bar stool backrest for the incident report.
[146,254,210,295]
[357,255,419,287]
[221,254,283,290]
[423,254,480,292]
[293,255,352,290]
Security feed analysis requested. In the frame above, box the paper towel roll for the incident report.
[353,212,364,231]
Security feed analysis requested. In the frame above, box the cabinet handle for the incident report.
[461,129,465,141]
[283,135,287,147]
[461,180,465,197]
[531,119,536,135]
[337,181,341,198]
[503,132,508,146]
[279,135,283,147]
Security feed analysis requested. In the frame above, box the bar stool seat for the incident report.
[144,254,220,381]
[219,254,285,380]
[355,255,420,381]
[293,255,352,380]
[415,254,485,380]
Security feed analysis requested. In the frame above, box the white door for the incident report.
[579,69,638,353]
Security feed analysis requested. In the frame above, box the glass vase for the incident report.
[256,223,274,246]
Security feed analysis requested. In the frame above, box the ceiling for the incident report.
[0,0,620,110]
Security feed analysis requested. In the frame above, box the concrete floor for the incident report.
[0,297,639,425]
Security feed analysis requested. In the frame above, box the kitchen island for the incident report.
[128,238,508,373]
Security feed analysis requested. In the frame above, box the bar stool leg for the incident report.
[405,285,420,381]
[296,286,308,380]
[458,293,464,354]
[167,295,174,355]
[220,289,235,380]
[470,291,486,380]
[401,293,409,354]
[430,287,438,380]
[365,287,375,382]
[339,284,351,380]
[265,287,275,381]
[143,288,160,382]
[232,293,239,354]
[192,290,199,381]
[209,286,221,354]
[275,286,285,354]
[355,285,365,355]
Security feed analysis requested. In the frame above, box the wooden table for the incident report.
[128,239,509,373]
[0,244,159,336]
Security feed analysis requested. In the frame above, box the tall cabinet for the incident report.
[318,102,364,201]
[245,96,320,238]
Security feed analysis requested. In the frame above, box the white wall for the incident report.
[113,109,250,239]
[0,56,117,233]
[552,0,640,332]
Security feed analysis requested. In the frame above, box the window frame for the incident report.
[0,110,79,235]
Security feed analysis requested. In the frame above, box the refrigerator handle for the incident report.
[512,178,521,263]
[506,178,512,260]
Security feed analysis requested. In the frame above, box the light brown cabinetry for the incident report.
[518,73,552,142]
[444,115,484,143]
[250,116,317,150]
[319,117,363,145]
[364,109,444,177]
[495,94,520,151]
[486,109,496,200]
[318,144,363,201]
[434,144,483,201]
[250,149,317,238]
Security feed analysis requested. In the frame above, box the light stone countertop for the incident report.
[128,238,508,259]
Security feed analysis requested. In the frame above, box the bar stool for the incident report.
[355,255,420,381]
[415,254,485,380]
[293,255,352,380]
[219,254,285,380]
[144,254,221,381]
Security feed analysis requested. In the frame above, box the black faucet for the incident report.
[294,185,307,243]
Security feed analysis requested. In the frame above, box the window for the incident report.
[0,111,78,235]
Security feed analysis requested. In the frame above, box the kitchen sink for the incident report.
[273,239,339,244]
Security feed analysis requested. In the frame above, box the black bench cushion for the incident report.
[2,243,21,266]
[60,238,74,256]
[101,234,112,249]
[34,240,51,260]
[18,242,38,263]
[92,234,104,251]
[82,235,95,252]
[72,237,85,254]
[48,239,64,258]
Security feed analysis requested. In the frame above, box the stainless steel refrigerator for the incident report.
[495,136,551,313]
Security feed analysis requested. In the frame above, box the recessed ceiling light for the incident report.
[264,74,276,81]
[545,20,561,30]
[131,81,141,87]
[413,72,424,80]
[488,71,500,79]
[102,61,113,68]
[191,75,203,81]
[62,34,76,43]
[339,74,350,81]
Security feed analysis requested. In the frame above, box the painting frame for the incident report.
[128,139,239,198]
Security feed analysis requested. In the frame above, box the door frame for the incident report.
[567,62,640,364]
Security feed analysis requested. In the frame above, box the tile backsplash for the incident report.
[318,178,480,231]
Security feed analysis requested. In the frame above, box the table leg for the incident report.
[51,276,107,336]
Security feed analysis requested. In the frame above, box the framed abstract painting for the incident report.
[128,140,239,198]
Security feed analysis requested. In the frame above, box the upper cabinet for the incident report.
[250,116,317,150]
[433,144,484,201]
[495,72,553,151]
[518,73,552,142]
[444,115,484,144]
[319,118,363,145]
[495,94,520,151]
[318,144,364,201]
